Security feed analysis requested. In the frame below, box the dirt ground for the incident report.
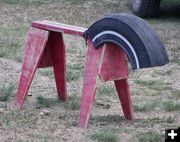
[0,0,180,142]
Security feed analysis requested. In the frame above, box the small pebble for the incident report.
[0,108,4,114]
[40,109,50,116]
[28,93,32,96]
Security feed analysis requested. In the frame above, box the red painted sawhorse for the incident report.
[15,20,134,128]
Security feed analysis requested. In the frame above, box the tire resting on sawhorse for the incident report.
[15,13,169,128]
[84,13,169,70]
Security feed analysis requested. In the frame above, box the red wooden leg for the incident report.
[15,27,49,109]
[49,32,67,100]
[114,79,134,120]
[79,39,103,128]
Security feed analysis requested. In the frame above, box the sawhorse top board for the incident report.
[32,20,87,36]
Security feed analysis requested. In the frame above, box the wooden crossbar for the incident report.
[32,20,87,36]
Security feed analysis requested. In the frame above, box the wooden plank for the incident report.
[32,20,87,37]
[15,27,49,109]
[50,32,67,100]
[114,79,134,120]
[38,38,53,68]
[79,38,103,128]
[99,44,128,81]
[79,43,133,128]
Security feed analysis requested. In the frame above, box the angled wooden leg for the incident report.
[15,27,49,109]
[100,44,133,120]
[114,79,134,120]
[49,32,67,100]
[79,39,103,128]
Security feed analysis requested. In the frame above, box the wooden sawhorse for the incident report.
[15,20,134,128]
[79,40,133,128]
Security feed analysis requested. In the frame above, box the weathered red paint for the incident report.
[16,21,86,109]
[99,44,128,82]
[79,38,103,128]
[37,38,53,68]
[50,32,67,100]
[79,41,133,128]
[15,27,50,109]
[16,29,68,109]
[115,79,134,120]
[16,20,133,128]
[100,44,133,119]
[32,20,87,37]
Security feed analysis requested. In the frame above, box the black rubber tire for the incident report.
[132,0,161,18]
[83,13,169,70]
